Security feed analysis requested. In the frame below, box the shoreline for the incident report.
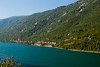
[51,47,100,54]
[41,46,100,54]
[67,49,100,54]
[28,44,100,54]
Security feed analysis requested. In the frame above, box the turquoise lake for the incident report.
[0,42,100,67]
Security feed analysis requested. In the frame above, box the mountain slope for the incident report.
[0,0,100,51]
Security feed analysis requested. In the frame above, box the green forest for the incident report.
[0,0,100,51]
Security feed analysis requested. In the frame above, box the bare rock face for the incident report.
[77,3,86,12]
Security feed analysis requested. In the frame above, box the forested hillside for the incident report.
[0,0,100,51]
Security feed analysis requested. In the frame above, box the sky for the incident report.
[0,0,78,19]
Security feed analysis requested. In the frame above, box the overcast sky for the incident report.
[0,0,78,19]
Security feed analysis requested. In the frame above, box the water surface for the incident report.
[0,42,100,67]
